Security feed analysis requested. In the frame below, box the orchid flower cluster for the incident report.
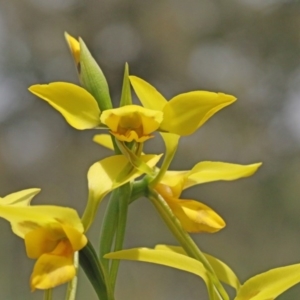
[2,33,300,300]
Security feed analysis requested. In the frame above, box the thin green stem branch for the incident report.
[109,183,132,290]
[43,289,53,300]
[99,189,120,271]
[65,252,79,300]
[147,188,229,300]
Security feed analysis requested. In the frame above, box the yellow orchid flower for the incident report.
[28,83,163,142]
[129,76,236,136]
[92,133,262,233]
[100,105,163,142]
[83,153,162,230]
[0,190,87,290]
[155,160,261,233]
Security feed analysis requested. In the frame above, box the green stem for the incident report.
[130,178,148,203]
[147,188,229,300]
[99,189,120,271]
[109,183,132,290]
[65,252,79,300]
[43,289,53,300]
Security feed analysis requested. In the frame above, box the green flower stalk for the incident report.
[0,30,294,300]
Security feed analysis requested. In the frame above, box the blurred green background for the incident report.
[1,0,300,299]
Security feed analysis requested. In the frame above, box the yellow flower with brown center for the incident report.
[28,84,163,143]
[100,105,163,142]
[0,189,87,290]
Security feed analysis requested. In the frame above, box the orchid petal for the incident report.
[84,153,162,230]
[234,264,300,300]
[93,134,114,150]
[159,171,188,198]
[0,188,41,206]
[29,82,101,130]
[0,205,84,238]
[64,32,80,65]
[61,224,87,251]
[154,245,241,290]
[88,154,162,202]
[165,197,225,233]
[129,76,167,111]
[30,240,75,290]
[105,247,209,285]
[25,227,61,259]
[184,162,262,190]
[160,91,236,135]
[100,105,163,142]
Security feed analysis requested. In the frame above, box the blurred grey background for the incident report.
[1,0,300,299]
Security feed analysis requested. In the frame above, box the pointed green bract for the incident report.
[129,76,167,111]
[29,82,101,130]
[79,38,112,111]
[120,63,132,106]
[116,140,156,176]
[160,91,236,135]
[235,263,300,300]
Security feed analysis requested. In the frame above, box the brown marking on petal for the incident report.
[18,221,41,231]
[195,210,209,224]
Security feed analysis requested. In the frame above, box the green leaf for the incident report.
[79,241,113,300]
